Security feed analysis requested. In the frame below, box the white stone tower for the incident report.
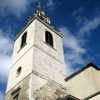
[5,2,66,100]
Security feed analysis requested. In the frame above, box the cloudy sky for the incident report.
[1,0,100,99]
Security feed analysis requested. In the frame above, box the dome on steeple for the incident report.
[33,1,51,24]
[33,1,45,16]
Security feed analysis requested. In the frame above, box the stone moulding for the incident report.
[11,87,21,96]
[14,16,62,41]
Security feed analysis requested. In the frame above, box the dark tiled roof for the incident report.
[56,95,80,100]
[83,91,100,100]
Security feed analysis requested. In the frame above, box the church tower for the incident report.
[5,2,67,100]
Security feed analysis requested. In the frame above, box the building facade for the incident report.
[5,2,67,100]
[65,63,100,100]
[5,2,100,100]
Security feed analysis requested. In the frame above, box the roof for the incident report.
[56,95,80,100]
[65,62,100,81]
[83,91,100,100]
[64,95,80,100]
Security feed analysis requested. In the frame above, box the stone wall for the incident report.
[5,74,31,100]
[65,66,100,99]
[5,73,67,100]
[32,82,67,100]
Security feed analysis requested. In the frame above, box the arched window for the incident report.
[45,31,53,47]
[17,67,22,75]
[21,32,27,48]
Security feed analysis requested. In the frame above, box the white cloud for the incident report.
[72,7,84,16]
[72,7,100,36]
[59,27,86,75]
[46,0,54,10]
[0,29,14,83]
[0,0,55,16]
[60,27,86,53]
[0,54,12,82]
[78,16,100,35]
[60,15,100,75]
[76,16,89,27]
[0,0,34,17]
[0,91,5,100]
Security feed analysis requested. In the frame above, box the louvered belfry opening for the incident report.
[21,32,27,48]
[45,31,53,47]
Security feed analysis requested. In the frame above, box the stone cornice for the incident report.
[83,91,100,100]
[64,95,80,100]
[6,70,66,95]
[14,16,62,41]
[10,43,64,70]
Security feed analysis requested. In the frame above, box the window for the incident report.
[13,94,19,100]
[11,87,21,100]
[21,32,27,48]
[17,67,22,75]
[45,31,53,47]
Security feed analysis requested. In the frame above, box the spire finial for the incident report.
[37,1,41,9]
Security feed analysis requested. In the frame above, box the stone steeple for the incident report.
[37,1,42,9]
[33,1,51,24]
[5,1,66,100]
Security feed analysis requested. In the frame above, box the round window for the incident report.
[17,67,22,75]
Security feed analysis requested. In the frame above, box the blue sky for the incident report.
[0,0,100,99]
